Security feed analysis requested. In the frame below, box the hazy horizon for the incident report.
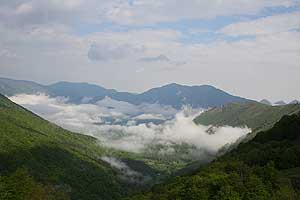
[1,76,299,103]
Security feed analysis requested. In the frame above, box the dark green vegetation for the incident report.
[128,112,300,200]
[0,77,252,108]
[194,102,300,132]
[0,94,160,200]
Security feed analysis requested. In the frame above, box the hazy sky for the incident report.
[0,0,300,102]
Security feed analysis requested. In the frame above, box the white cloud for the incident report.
[9,93,106,131]
[96,96,140,115]
[15,2,34,15]
[0,0,95,27]
[100,156,148,183]
[9,94,250,162]
[133,113,165,120]
[221,12,300,36]
[1,1,300,102]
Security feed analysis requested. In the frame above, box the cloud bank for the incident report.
[10,94,250,161]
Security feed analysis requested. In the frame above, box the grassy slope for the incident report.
[129,113,300,200]
[194,102,300,132]
[0,94,157,200]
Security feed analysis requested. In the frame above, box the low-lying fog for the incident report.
[10,94,250,161]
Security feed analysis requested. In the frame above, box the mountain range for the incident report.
[1,80,300,199]
[0,77,253,109]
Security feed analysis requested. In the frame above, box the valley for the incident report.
[1,78,300,199]
[1,1,299,199]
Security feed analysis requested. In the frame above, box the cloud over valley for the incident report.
[9,94,250,162]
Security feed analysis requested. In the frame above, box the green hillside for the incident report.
[128,112,300,200]
[0,94,158,200]
[194,102,300,132]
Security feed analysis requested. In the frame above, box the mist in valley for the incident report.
[10,93,250,163]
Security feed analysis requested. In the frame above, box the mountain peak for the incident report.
[0,78,253,108]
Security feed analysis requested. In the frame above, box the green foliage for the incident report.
[0,168,69,200]
[194,102,300,132]
[2,90,300,200]
[0,94,153,199]
[129,113,300,200]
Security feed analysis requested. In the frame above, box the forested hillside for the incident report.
[0,94,157,200]
[194,102,300,132]
[129,112,300,200]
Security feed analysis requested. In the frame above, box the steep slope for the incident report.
[0,78,49,96]
[0,94,156,200]
[129,113,300,200]
[194,102,300,132]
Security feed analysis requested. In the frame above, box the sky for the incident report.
[0,0,300,102]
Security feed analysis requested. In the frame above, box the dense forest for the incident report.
[0,94,158,200]
[128,113,300,199]
[1,92,300,199]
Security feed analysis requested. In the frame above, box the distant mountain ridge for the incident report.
[0,77,253,108]
[0,77,49,96]
[48,81,117,103]
[93,83,253,109]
